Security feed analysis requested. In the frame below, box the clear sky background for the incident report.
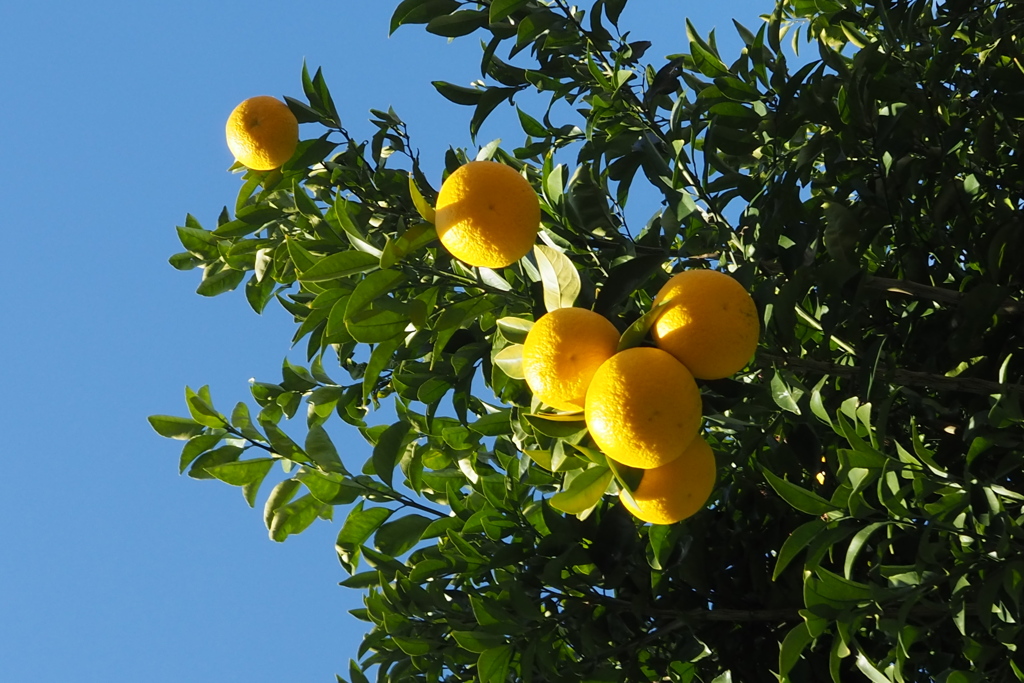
[1,1,767,681]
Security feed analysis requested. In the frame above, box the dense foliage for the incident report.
[150,1,1024,680]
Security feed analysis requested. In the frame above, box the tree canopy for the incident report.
[150,0,1024,680]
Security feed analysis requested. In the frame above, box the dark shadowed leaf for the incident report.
[372,421,412,489]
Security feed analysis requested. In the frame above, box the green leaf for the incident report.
[346,298,411,343]
[231,402,266,443]
[261,422,306,461]
[372,421,412,489]
[381,224,437,268]
[714,75,761,102]
[773,519,826,580]
[299,470,360,506]
[854,652,891,683]
[477,645,513,682]
[809,376,832,427]
[822,200,859,263]
[426,8,487,37]
[534,244,580,312]
[167,252,199,271]
[363,338,401,403]
[325,199,366,241]
[762,468,838,516]
[844,522,888,580]
[516,107,547,137]
[779,622,813,677]
[470,87,518,140]
[300,251,380,282]
[771,370,802,414]
[594,255,664,315]
[494,344,525,380]
[617,300,668,351]
[815,567,874,603]
[392,637,431,656]
[469,410,512,436]
[196,267,245,297]
[269,493,323,541]
[263,478,301,529]
[148,415,205,440]
[337,503,394,569]
[185,386,227,428]
[178,433,224,473]
[490,0,526,23]
[408,174,436,223]
[550,466,613,514]
[432,81,483,106]
[496,316,533,344]
[188,445,243,480]
[687,19,731,78]
[306,423,346,474]
[524,413,587,437]
[204,458,275,486]
[374,513,432,556]
[453,630,506,654]
[346,269,407,316]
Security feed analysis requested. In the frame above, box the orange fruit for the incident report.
[522,308,620,412]
[435,161,540,268]
[225,96,299,171]
[620,435,717,525]
[584,347,702,469]
[652,269,759,380]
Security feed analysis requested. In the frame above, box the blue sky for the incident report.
[0,1,767,680]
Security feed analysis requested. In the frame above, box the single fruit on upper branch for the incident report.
[652,269,760,380]
[522,307,620,413]
[584,347,702,469]
[435,160,540,268]
[225,96,299,171]
[620,435,717,525]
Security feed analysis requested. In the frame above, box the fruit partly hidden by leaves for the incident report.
[652,269,760,380]
[584,347,702,469]
[435,160,540,268]
[522,307,620,412]
[225,96,299,171]
[621,435,717,525]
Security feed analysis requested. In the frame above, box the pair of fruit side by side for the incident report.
[226,99,539,271]
[522,271,759,525]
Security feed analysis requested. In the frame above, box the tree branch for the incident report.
[863,275,1021,315]
[759,352,1024,396]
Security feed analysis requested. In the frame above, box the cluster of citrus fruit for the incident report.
[429,160,759,525]
[223,102,759,525]
[521,270,758,525]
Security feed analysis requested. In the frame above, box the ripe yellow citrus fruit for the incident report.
[584,347,702,469]
[225,96,299,171]
[435,160,540,268]
[620,435,716,525]
[522,308,620,412]
[652,269,759,380]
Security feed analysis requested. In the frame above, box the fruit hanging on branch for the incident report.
[584,346,703,470]
[522,307,620,413]
[434,160,540,268]
[225,96,299,171]
[652,269,760,380]
[620,435,717,525]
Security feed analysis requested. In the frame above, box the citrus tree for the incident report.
[150,0,1024,680]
